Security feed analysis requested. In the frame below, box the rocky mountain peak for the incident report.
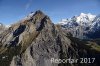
[34,10,44,15]
[0,11,100,66]
[22,10,46,23]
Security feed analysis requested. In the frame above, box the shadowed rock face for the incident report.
[0,10,100,66]
[13,25,26,37]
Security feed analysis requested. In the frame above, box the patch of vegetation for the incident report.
[86,42,100,52]
[0,45,21,66]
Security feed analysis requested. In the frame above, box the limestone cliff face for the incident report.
[0,10,100,66]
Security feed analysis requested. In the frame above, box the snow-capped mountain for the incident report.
[76,13,96,25]
[59,13,96,26]
[58,13,100,39]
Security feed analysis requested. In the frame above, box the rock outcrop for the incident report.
[0,10,100,66]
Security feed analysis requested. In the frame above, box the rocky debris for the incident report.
[0,10,100,66]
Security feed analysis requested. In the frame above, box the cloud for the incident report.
[25,0,33,10]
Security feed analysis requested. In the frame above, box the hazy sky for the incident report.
[0,0,100,25]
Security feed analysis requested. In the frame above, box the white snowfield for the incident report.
[59,13,96,26]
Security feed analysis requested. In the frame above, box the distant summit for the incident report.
[76,13,96,24]
[58,13,100,39]
[59,13,96,25]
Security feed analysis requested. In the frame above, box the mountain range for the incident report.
[58,13,100,39]
[0,11,100,66]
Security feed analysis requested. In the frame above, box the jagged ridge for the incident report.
[59,13,100,39]
[0,11,100,66]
